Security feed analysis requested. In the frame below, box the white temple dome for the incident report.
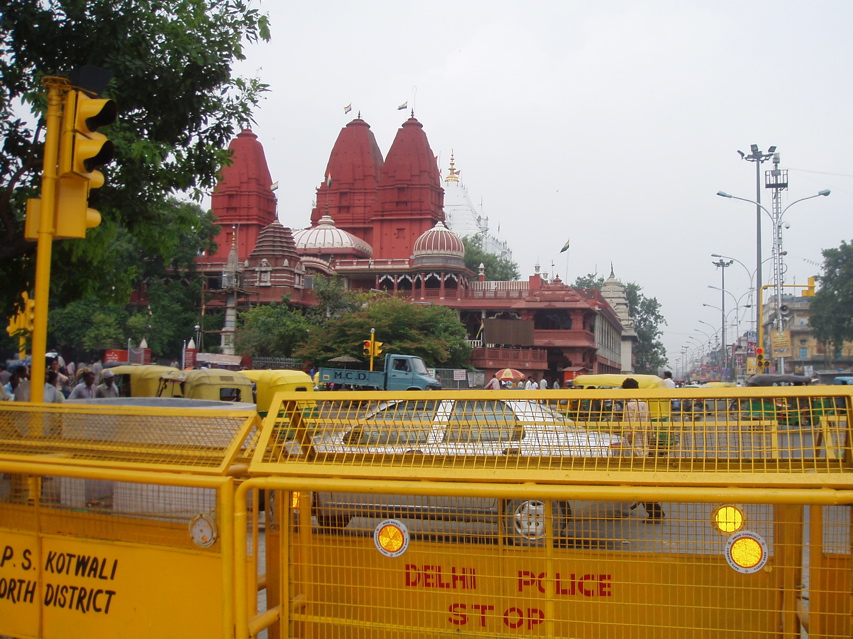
[293,215,373,258]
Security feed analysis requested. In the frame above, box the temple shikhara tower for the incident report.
[199,114,638,376]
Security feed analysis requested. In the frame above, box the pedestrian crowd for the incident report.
[1,354,115,403]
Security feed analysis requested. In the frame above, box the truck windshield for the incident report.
[411,358,428,375]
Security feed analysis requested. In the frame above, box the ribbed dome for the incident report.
[412,222,465,258]
[293,215,373,258]
[251,220,299,262]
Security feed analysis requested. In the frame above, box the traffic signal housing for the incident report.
[55,89,117,239]
[803,276,816,297]
[363,340,372,357]
[755,347,764,372]
[24,296,35,331]
[372,341,384,357]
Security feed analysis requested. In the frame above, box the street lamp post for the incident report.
[717,189,830,371]
[737,144,776,314]
[711,258,732,380]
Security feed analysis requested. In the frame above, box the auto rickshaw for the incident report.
[568,374,674,447]
[107,365,177,397]
[157,369,254,403]
[739,374,832,426]
[241,369,314,417]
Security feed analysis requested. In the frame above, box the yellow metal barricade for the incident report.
[239,387,853,639]
[0,399,260,639]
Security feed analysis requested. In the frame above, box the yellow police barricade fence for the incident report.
[2,387,852,638]
[236,386,853,639]
[0,398,260,639]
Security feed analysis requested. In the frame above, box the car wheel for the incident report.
[503,499,567,546]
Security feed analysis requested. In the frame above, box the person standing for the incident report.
[43,371,65,403]
[662,371,676,389]
[12,365,30,402]
[95,370,121,398]
[525,376,537,390]
[622,377,665,523]
[69,370,97,399]
[485,374,501,390]
[552,377,562,390]
[538,376,548,390]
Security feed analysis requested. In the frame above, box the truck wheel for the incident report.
[503,499,568,546]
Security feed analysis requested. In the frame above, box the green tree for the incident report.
[810,240,853,363]
[573,273,605,290]
[462,234,520,281]
[572,274,668,374]
[0,0,269,311]
[625,283,667,374]
[234,300,311,358]
[306,274,364,325]
[297,295,471,368]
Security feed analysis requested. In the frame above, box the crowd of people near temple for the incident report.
[0,354,121,403]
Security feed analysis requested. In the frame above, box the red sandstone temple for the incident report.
[196,115,637,379]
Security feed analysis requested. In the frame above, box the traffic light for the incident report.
[54,89,117,239]
[755,347,764,372]
[24,296,35,331]
[803,276,816,297]
[372,341,384,357]
[363,340,372,356]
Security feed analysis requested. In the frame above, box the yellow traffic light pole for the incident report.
[29,77,70,403]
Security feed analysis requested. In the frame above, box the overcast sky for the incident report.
[231,0,853,370]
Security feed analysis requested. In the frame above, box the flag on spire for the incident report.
[326,173,332,188]
[560,238,571,253]
[397,101,408,111]
[344,103,352,114]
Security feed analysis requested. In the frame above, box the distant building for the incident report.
[441,153,512,261]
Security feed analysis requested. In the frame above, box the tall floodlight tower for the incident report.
[738,144,776,334]
[765,152,789,331]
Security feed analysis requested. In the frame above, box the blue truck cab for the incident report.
[318,354,441,391]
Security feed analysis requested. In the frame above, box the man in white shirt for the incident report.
[69,371,97,399]
[662,371,676,389]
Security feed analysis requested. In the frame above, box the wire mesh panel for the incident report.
[0,401,259,473]
[253,389,853,478]
[246,388,853,638]
[0,401,259,639]
[259,488,851,639]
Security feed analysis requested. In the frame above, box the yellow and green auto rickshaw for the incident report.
[241,369,315,417]
[107,365,177,398]
[739,374,836,426]
[157,369,254,403]
[569,373,674,447]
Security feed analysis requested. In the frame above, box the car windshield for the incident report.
[410,358,428,375]
[343,399,438,446]
[444,399,521,443]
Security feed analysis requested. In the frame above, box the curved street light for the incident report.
[716,188,830,371]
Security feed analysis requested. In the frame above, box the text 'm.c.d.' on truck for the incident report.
[318,354,441,391]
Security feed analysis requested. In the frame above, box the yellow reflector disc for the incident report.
[713,504,745,534]
[725,531,768,574]
[374,519,410,557]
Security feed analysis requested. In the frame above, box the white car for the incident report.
[311,398,626,545]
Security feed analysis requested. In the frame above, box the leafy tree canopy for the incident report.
[305,274,364,325]
[462,233,520,281]
[810,239,853,361]
[0,0,269,313]
[234,299,311,359]
[572,273,668,374]
[296,294,471,368]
